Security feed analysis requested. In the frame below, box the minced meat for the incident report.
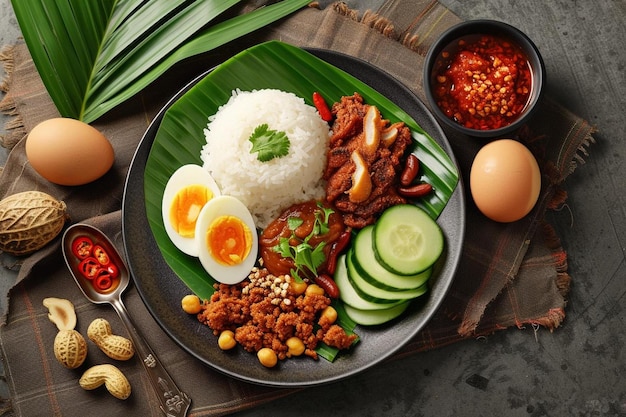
[197,266,357,361]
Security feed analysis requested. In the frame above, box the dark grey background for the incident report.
[1,1,624,415]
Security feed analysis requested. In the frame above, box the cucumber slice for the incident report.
[344,301,411,326]
[335,254,403,311]
[346,249,428,302]
[352,225,432,290]
[373,204,444,275]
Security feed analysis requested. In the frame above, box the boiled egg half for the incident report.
[162,164,221,256]
[195,195,258,285]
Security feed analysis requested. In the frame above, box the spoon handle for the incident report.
[110,298,191,417]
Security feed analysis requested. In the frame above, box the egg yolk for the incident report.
[207,215,253,266]
[169,185,213,237]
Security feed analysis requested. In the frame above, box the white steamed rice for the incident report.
[200,89,331,229]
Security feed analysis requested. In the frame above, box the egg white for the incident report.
[195,195,258,285]
[162,164,221,256]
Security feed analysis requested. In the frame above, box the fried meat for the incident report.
[324,93,413,228]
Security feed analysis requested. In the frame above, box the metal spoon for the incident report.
[62,223,191,417]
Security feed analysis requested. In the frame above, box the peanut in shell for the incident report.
[0,191,69,256]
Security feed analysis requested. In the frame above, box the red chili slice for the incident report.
[94,271,113,291]
[72,237,93,259]
[106,263,119,279]
[79,257,100,279]
[93,245,110,265]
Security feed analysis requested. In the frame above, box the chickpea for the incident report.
[289,280,307,296]
[218,330,237,350]
[305,283,324,296]
[319,306,337,325]
[257,347,278,368]
[285,337,305,357]
[181,294,202,314]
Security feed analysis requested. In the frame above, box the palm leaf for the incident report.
[143,41,460,300]
[10,0,311,123]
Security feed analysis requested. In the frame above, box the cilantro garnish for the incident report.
[314,202,334,236]
[248,124,290,162]
[273,202,335,282]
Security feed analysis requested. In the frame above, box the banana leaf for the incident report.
[10,0,311,123]
[143,41,460,301]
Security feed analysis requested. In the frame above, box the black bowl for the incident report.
[423,20,545,138]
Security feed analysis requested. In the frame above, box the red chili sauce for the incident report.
[72,236,120,293]
[259,200,345,278]
[432,34,533,130]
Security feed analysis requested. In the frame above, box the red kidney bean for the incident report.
[398,183,433,198]
[400,154,420,186]
[314,273,340,298]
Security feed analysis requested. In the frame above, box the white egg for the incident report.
[162,164,221,256]
[195,195,258,285]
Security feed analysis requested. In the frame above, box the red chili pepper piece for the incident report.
[93,245,110,265]
[94,271,113,292]
[325,229,352,275]
[106,264,119,279]
[313,92,333,122]
[72,237,93,259]
[79,257,100,279]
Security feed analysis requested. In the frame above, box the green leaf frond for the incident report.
[11,0,311,123]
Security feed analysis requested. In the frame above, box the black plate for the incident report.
[122,47,465,387]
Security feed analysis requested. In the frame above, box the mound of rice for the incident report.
[200,89,331,229]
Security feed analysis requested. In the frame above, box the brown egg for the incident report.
[470,139,541,223]
[26,118,114,186]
